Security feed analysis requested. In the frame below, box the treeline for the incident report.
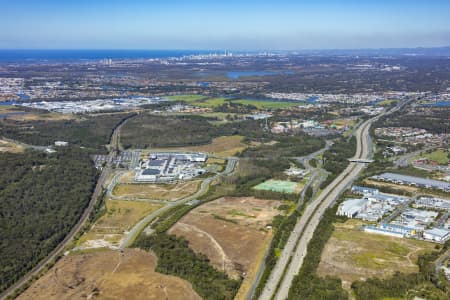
[253,210,300,299]
[320,136,356,188]
[241,135,325,159]
[0,148,97,293]
[121,114,271,149]
[352,241,450,299]
[120,113,326,151]
[374,110,450,134]
[151,204,194,234]
[361,149,394,177]
[287,205,348,300]
[213,101,256,113]
[133,233,240,300]
[221,158,298,201]
[0,113,133,151]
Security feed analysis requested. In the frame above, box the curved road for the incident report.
[271,120,371,300]
[258,119,372,300]
[246,142,332,300]
[259,112,400,299]
[119,157,238,249]
[258,100,411,300]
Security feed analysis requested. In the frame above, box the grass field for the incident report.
[167,94,208,102]
[421,148,450,165]
[19,249,201,300]
[0,105,74,121]
[169,96,227,107]
[113,181,200,201]
[317,219,435,290]
[76,199,162,249]
[254,179,300,194]
[377,99,398,106]
[187,135,247,157]
[329,118,357,129]
[167,94,303,109]
[232,99,302,109]
[147,135,247,157]
[0,105,22,113]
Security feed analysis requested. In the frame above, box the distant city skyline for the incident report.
[1,0,450,50]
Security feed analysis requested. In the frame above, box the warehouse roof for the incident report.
[374,173,450,190]
[142,168,160,175]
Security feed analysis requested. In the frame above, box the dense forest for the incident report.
[374,109,450,134]
[120,114,282,149]
[241,135,325,159]
[0,113,133,151]
[0,148,97,292]
[134,233,240,300]
[320,136,356,188]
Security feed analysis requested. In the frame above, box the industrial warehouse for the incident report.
[371,172,450,192]
[135,152,207,182]
[337,186,450,243]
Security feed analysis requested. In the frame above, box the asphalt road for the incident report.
[259,100,411,300]
[0,114,134,300]
[0,167,112,300]
[246,143,332,300]
[258,117,375,300]
[119,157,238,249]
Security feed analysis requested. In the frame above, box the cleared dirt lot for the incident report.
[19,249,200,300]
[317,219,435,290]
[113,180,200,201]
[169,197,282,300]
[363,179,419,194]
[76,200,162,250]
[0,139,24,153]
[0,106,75,121]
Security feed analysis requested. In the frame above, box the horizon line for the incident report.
[1,45,450,52]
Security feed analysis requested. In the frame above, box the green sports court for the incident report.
[253,179,299,194]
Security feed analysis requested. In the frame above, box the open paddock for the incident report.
[76,199,162,250]
[113,180,200,201]
[317,219,435,291]
[19,249,200,300]
[169,197,282,300]
[145,135,247,158]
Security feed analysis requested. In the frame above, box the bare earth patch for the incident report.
[113,180,200,201]
[0,139,24,153]
[169,197,282,300]
[317,219,435,291]
[363,179,419,194]
[76,200,162,250]
[19,249,200,300]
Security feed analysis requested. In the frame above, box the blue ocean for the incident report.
[0,49,215,63]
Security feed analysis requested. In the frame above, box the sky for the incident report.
[1,0,450,50]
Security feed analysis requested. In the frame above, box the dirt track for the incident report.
[19,249,200,300]
[169,197,281,299]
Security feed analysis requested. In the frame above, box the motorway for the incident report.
[258,118,372,300]
[246,142,332,300]
[259,114,387,299]
[258,101,411,300]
